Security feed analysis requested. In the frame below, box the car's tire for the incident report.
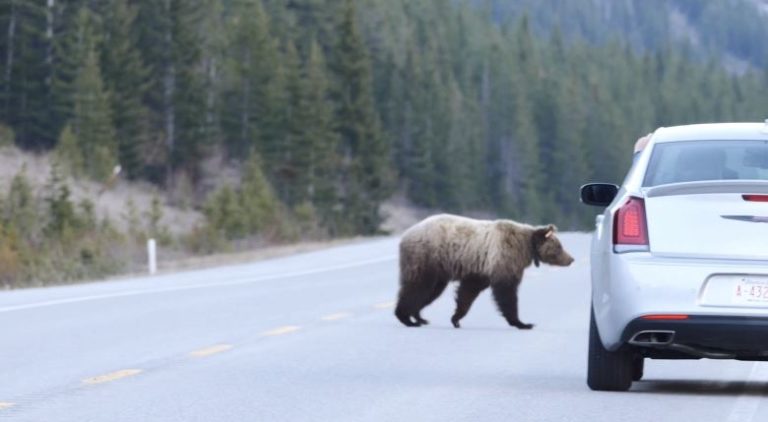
[632,356,644,381]
[587,307,634,391]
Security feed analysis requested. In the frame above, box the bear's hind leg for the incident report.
[395,281,434,327]
[451,276,489,328]
[491,280,534,329]
[395,305,419,327]
[414,279,449,325]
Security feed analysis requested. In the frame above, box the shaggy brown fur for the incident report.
[394,214,574,328]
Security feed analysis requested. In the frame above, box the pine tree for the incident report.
[135,0,206,183]
[44,164,79,238]
[332,0,391,234]
[1,0,53,148]
[286,0,339,55]
[221,0,278,158]
[239,154,282,235]
[101,0,148,179]
[297,40,340,228]
[5,166,36,238]
[278,40,306,206]
[72,31,118,180]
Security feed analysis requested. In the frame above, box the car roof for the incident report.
[653,122,768,143]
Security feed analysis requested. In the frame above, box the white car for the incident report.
[581,122,768,391]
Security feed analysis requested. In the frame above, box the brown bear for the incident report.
[394,214,574,329]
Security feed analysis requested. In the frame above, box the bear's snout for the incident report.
[558,254,575,266]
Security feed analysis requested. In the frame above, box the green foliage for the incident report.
[69,14,119,181]
[222,0,279,158]
[203,154,288,241]
[0,124,14,146]
[122,197,143,240]
[204,185,247,240]
[44,164,81,238]
[55,125,84,177]
[332,0,393,235]
[0,165,127,287]
[0,222,21,285]
[101,0,149,180]
[144,196,171,245]
[5,166,37,237]
[3,0,768,249]
[297,41,340,229]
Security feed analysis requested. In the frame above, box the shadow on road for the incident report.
[633,380,768,396]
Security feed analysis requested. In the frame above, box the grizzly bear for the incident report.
[394,214,574,329]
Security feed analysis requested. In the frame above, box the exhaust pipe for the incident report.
[629,330,675,346]
[629,330,736,359]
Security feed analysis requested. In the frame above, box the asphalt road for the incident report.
[2,233,768,422]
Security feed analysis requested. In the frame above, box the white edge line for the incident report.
[0,255,396,313]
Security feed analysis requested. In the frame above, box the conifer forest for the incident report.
[1,0,768,286]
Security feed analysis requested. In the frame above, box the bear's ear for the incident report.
[545,224,557,238]
[534,226,553,239]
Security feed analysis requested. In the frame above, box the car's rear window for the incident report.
[643,140,768,187]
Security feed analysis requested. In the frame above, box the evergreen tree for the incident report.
[297,40,340,228]
[72,31,117,180]
[221,0,278,158]
[332,0,391,234]
[1,0,52,147]
[101,0,148,179]
[135,0,206,183]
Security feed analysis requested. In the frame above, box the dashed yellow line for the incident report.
[321,312,352,321]
[190,344,233,358]
[0,402,14,410]
[262,325,301,336]
[82,369,142,385]
[373,301,395,309]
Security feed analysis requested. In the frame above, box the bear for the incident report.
[394,214,574,329]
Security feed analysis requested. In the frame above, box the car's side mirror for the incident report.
[580,183,619,207]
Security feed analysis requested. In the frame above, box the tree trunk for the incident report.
[4,0,17,101]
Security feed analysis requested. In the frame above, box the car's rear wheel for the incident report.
[587,307,634,391]
[632,356,644,381]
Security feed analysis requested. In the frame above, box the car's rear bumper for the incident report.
[592,251,768,351]
[620,315,768,358]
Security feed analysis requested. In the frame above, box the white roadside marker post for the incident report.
[148,238,157,275]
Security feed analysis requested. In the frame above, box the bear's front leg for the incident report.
[451,276,490,328]
[491,281,534,330]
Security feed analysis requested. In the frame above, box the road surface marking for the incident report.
[83,369,142,385]
[726,362,768,422]
[0,402,14,410]
[321,312,352,321]
[0,255,397,314]
[262,325,301,336]
[373,301,395,309]
[190,344,233,357]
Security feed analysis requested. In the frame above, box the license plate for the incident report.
[733,277,768,305]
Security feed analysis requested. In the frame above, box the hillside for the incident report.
[0,146,202,236]
[2,0,768,286]
[476,0,768,71]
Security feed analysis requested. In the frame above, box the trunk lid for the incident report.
[643,181,768,260]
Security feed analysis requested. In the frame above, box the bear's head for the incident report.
[531,225,574,267]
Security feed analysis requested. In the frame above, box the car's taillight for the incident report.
[743,194,768,202]
[613,197,649,252]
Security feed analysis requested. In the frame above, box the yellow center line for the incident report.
[373,301,395,309]
[262,325,301,336]
[190,344,233,358]
[82,369,142,385]
[321,312,352,321]
[0,402,14,410]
